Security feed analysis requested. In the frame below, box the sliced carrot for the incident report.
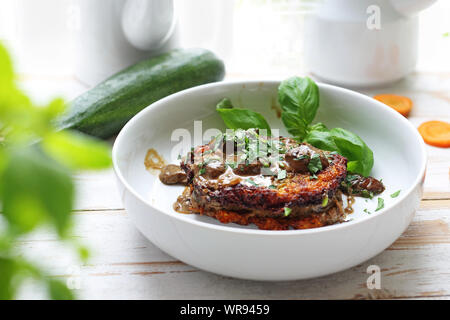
[374,94,413,117]
[418,121,450,148]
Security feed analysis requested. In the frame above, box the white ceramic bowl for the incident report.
[112,80,426,281]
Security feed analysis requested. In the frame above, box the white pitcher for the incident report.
[73,0,177,86]
[304,0,437,88]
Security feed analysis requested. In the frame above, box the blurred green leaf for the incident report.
[47,279,75,300]
[41,97,66,123]
[0,41,110,300]
[0,148,7,175]
[0,235,11,252]
[0,96,66,144]
[1,147,74,236]
[0,256,41,300]
[42,130,112,170]
[0,43,14,87]
[0,257,17,300]
[77,244,90,263]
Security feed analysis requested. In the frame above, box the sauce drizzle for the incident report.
[173,187,194,214]
[271,104,282,118]
[345,195,355,214]
[144,148,166,174]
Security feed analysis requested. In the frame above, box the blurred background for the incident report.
[1,0,448,82]
[0,0,450,107]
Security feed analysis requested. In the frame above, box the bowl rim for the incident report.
[112,79,427,236]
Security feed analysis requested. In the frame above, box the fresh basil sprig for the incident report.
[278,77,319,139]
[216,98,271,135]
[278,77,374,177]
[215,77,375,177]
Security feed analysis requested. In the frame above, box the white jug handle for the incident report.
[121,0,176,51]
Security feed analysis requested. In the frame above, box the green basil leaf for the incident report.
[329,128,374,177]
[216,99,271,135]
[278,76,319,139]
[308,122,329,132]
[216,98,234,109]
[281,112,307,138]
[304,127,337,151]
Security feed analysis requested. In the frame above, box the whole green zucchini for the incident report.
[57,48,225,138]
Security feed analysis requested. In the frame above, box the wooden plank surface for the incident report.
[16,200,449,300]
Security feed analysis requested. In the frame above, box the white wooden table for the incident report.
[14,2,450,299]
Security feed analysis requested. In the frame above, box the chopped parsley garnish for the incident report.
[198,167,206,175]
[345,174,359,182]
[322,195,329,207]
[202,149,213,155]
[238,153,248,162]
[246,178,258,186]
[375,197,384,212]
[277,169,287,180]
[326,151,338,160]
[360,190,374,199]
[309,174,318,180]
[363,208,371,214]
[261,160,270,167]
[390,190,401,198]
[212,133,223,150]
[307,153,322,174]
[284,207,292,217]
[268,185,277,190]
[225,161,237,169]
[295,154,309,161]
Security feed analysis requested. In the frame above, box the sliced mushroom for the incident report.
[159,164,187,185]
[285,144,329,173]
[233,161,262,176]
[204,161,226,179]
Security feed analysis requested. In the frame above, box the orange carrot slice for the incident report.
[418,121,450,148]
[374,94,413,117]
